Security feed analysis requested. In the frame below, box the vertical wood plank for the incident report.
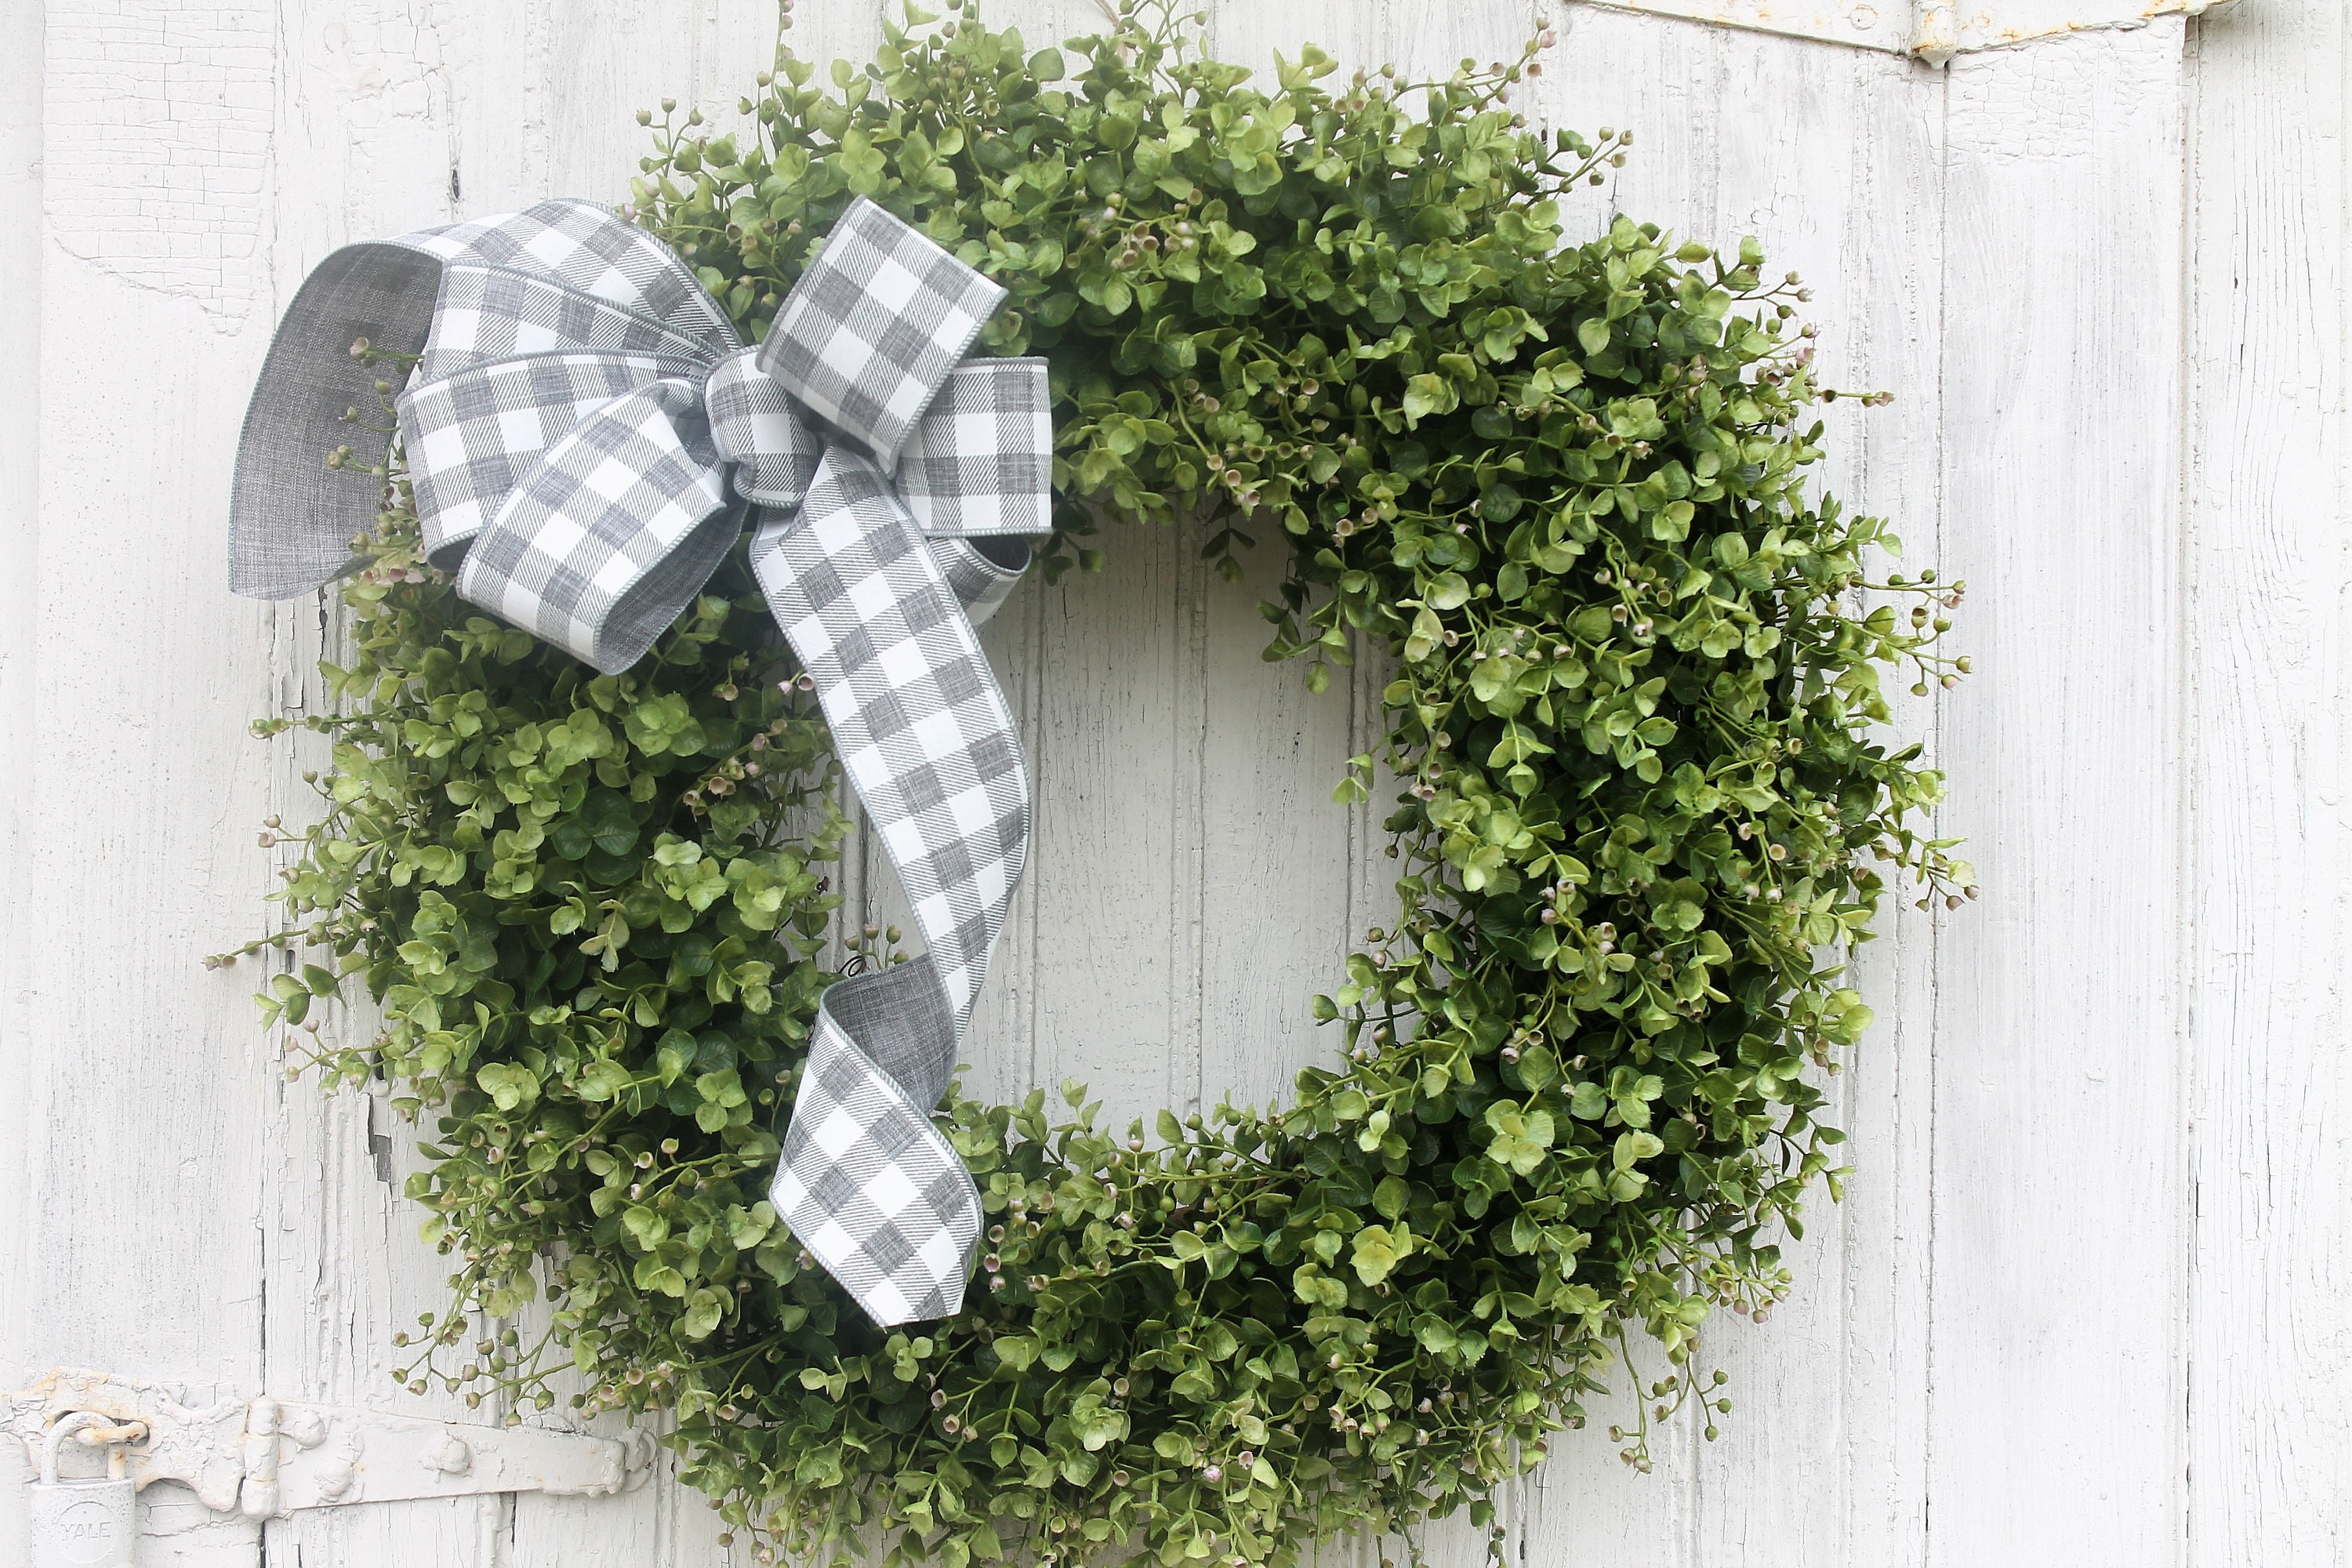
[1185,12,1537,1568]
[1015,520,1200,1129]
[2182,4,2352,1565]
[1824,47,1945,1568]
[1191,535,1360,1120]
[250,6,777,1563]
[0,1,42,1559]
[1933,22,2190,1566]
[1673,27,1860,1565]
[1675,28,1953,1568]
[12,4,292,1561]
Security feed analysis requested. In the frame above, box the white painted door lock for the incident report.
[27,1411,144,1568]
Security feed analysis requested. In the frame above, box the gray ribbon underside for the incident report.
[229,197,1044,1326]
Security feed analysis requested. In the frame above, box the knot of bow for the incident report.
[230,196,1048,1326]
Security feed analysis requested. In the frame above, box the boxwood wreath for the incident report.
[227,4,1975,1563]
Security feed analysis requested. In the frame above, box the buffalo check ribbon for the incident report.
[229,196,1047,1327]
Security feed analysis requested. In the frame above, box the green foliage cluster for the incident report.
[231,4,1973,1565]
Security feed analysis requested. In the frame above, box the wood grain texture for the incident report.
[1935,24,2191,1566]
[0,9,42,1566]
[1819,45,1945,1568]
[4,0,289,1554]
[6,2,2347,1564]
[2183,2,2352,1563]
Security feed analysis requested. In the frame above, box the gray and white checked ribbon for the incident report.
[229,196,1047,1327]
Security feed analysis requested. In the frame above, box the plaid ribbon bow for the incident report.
[229,197,1047,1326]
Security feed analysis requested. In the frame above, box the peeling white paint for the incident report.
[45,5,274,322]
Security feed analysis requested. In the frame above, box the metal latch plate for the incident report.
[7,1369,655,1519]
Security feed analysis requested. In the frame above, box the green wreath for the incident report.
[229,5,1972,1563]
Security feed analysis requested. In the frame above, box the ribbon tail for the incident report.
[753,448,1030,1326]
[771,962,982,1327]
[229,241,442,598]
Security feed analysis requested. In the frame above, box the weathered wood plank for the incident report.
[1674,29,1941,1568]
[1005,518,1200,1127]
[1180,4,1560,1565]
[0,6,42,1562]
[1819,47,1947,1568]
[1513,14,1948,1562]
[2182,3,2352,1564]
[1933,20,2190,1563]
[6,4,296,1558]
[1189,534,1360,1121]
[263,6,543,1562]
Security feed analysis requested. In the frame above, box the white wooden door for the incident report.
[2,2,2346,1564]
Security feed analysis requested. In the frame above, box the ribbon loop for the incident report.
[757,198,1007,468]
[417,261,717,388]
[399,198,740,363]
[933,535,1032,631]
[227,241,441,597]
[232,195,1051,1327]
[403,353,685,570]
[456,378,735,674]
